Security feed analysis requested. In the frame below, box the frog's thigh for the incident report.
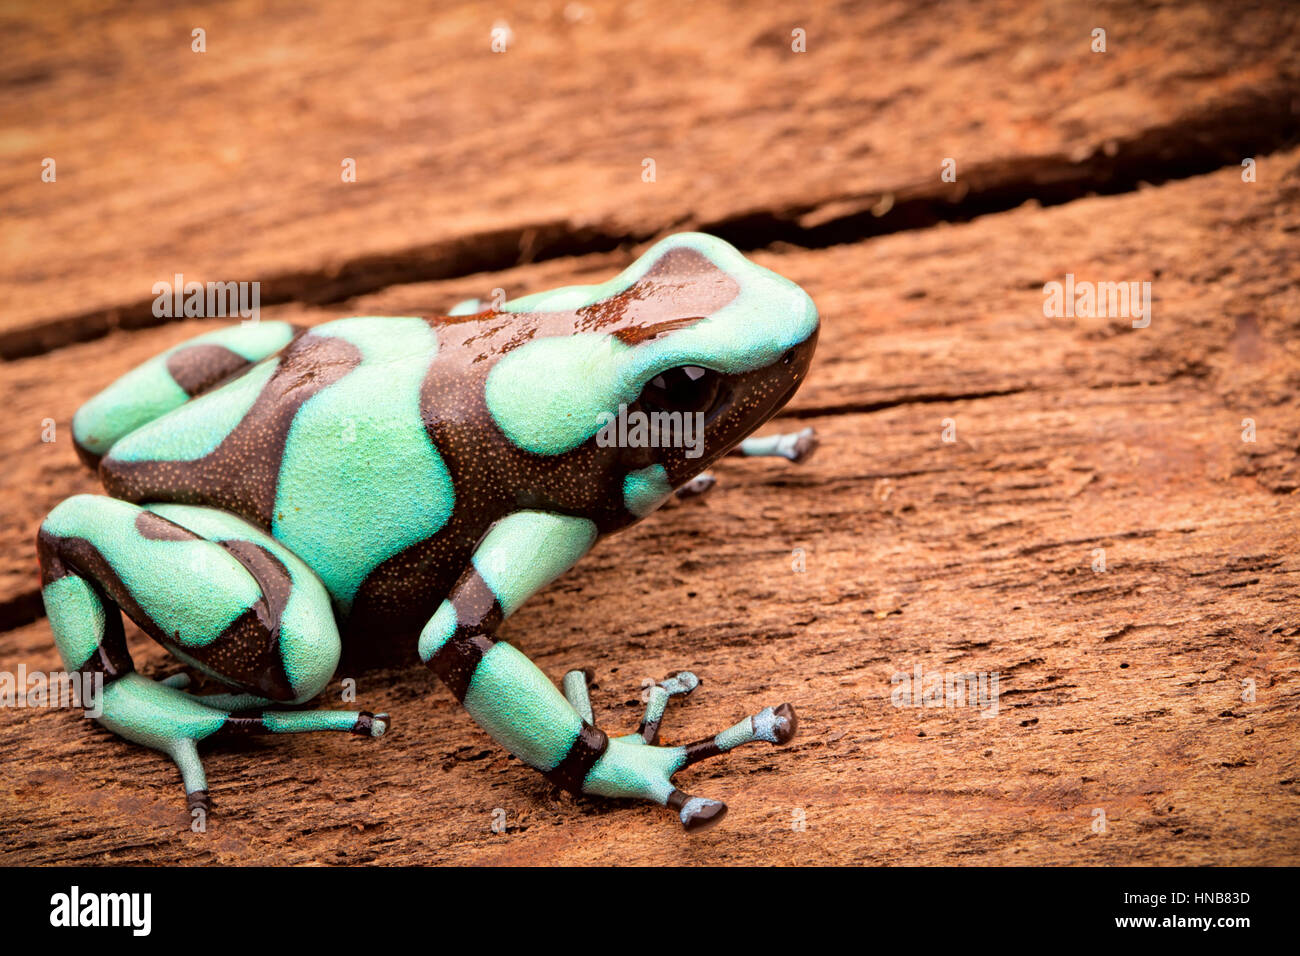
[39,494,339,704]
[72,320,301,467]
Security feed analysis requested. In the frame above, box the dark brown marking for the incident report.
[72,440,103,473]
[575,248,740,341]
[200,540,296,700]
[543,722,609,794]
[36,530,135,683]
[218,712,270,734]
[637,714,663,746]
[426,567,506,700]
[683,738,724,766]
[772,702,799,743]
[134,510,196,541]
[429,632,496,702]
[165,344,250,397]
[448,571,501,632]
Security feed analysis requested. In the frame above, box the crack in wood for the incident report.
[2,82,1296,363]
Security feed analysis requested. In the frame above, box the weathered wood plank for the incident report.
[2,151,1297,864]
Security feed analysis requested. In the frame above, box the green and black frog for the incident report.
[38,232,819,830]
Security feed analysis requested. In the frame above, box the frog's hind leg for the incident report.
[37,494,385,814]
[71,320,302,469]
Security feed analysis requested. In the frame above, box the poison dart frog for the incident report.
[37,232,819,830]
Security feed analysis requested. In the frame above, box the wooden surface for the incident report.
[1,0,1298,865]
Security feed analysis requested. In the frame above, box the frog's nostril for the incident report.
[781,349,795,366]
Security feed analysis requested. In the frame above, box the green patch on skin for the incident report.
[105,360,279,463]
[73,363,187,456]
[623,464,673,517]
[43,574,106,672]
[72,321,296,456]
[463,642,584,771]
[486,233,818,457]
[41,496,256,647]
[447,298,483,316]
[485,333,633,456]
[471,511,598,616]
[203,321,299,362]
[273,317,455,607]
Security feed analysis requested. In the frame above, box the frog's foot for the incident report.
[662,703,798,830]
[85,674,387,814]
[571,672,797,831]
[563,669,701,746]
[673,473,717,500]
[677,703,798,767]
[193,708,391,811]
[730,426,819,464]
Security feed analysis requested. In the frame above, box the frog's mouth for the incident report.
[638,365,729,424]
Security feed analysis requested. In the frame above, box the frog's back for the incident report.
[98,316,475,637]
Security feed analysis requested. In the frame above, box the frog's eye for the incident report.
[641,365,720,415]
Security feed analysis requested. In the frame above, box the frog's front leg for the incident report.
[420,510,799,830]
[674,427,819,501]
[732,426,819,463]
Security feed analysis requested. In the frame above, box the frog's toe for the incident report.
[633,670,700,745]
[788,426,819,463]
[679,702,799,769]
[660,671,700,696]
[352,711,390,738]
[732,426,819,463]
[187,789,212,813]
[668,790,728,832]
[562,668,598,724]
[768,702,799,743]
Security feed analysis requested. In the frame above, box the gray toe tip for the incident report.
[680,797,728,832]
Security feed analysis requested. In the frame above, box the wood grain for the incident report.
[0,0,1297,865]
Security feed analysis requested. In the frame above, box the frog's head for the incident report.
[484,232,818,493]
